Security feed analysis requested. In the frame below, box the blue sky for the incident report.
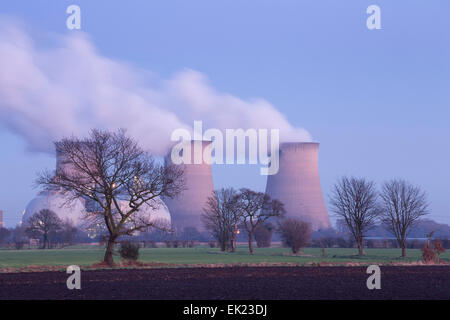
[0,0,449,227]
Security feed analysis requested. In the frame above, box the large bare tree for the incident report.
[238,188,285,254]
[202,188,241,252]
[24,209,63,249]
[380,179,429,257]
[37,129,184,265]
[329,177,380,255]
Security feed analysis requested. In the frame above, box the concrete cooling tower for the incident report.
[265,142,330,231]
[23,190,88,227]
[163,140,214,232]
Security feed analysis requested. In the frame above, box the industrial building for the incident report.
[163,140,214,232]
[265,142,331,231]
[22,144,171,230]
[22,140,330,232]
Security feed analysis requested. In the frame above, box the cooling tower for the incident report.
[23,190,87,227]
[163,140,214,232]
[265,142,330,231]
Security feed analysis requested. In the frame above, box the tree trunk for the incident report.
[358,245,364,255]
[401,242,407,258]
[43,233,48,249]
[248,232,254,254]
[231,226,237,252]
[357,237,364,255]
[104,236,117,266]
[219,232,227,251]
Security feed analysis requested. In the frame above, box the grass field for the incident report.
[1,246,449,269]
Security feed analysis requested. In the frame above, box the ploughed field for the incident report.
[0,266,449,300]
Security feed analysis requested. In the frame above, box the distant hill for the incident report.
[366,219,450,239]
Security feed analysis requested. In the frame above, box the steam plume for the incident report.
[0,20,312,155]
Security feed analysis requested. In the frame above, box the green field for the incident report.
[1,246,449,269]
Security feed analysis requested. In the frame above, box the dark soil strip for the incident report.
[0,266,448,300]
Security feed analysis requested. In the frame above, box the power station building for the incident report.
[164,140,330,232]
[22,144,172,230]
[22,140,330,233]
[265,142,330,231]
[163,140,214,232]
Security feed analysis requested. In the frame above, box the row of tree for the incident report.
[24,209,79,249]
[0,209,83,249]
[330,177,429,257]
[22,129,432,264]
[202,187,292,254]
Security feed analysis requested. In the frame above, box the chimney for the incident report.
[163,140,214,232]
[265,142,330,231]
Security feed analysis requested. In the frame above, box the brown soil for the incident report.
[0,266,448,300]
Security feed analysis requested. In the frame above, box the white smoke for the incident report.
[0,20,312,156]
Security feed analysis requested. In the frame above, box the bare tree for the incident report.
[179,226,201,242]
[25,209,63,249]
[278,218,311,254]
[228,190,245,252]
[58,220,79,246]
[336,218,350,237]
[254,222,273,248]
[11,225,28,250]
[380,179,429,257]
[37,129,184,265]
[202,188,241,252]
[329,177,380,255]
[238,188,285,254]
[0,227,11,245]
